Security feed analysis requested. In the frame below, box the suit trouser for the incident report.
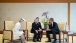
[33,31,41,40]
[46,30,58,41]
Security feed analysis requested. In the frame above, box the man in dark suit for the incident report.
[46,18,60,42]
[31,18,42,42]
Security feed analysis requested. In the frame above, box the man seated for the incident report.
[31,18,42,42]
[13,18,26,43]
[46,18,60,42]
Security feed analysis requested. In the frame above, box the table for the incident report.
[41,29,46,38]
[68,33,76,43]
[41,29,46,35]
[62,31,76,43]
[62,31,68,43]
[42,30,46,35]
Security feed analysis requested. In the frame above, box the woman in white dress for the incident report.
[13,18,26,43]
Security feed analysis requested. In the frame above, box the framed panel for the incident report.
[70,3,76,32]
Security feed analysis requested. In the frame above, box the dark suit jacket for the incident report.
[31,22,42,33]
[49,22,60,33]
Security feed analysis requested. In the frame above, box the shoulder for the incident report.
[53,22,57,25]
[14,22,21,28]
[15,22,21,25]
[38,22,41,24]
[32,22,35,25]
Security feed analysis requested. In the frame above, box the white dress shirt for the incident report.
[52,22,53,27]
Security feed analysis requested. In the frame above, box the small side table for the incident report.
[42,29,46,35]
[68,33,76,43]
[62,31,68,43]
[41,29,46,38]
[67,34,73,43]
[42,30,46,35]
[62,31,76,43]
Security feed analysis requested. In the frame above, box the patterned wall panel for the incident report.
[0,3,68,30]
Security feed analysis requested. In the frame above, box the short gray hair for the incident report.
[36,17,39,19]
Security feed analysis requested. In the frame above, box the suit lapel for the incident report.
[49,24,52,28]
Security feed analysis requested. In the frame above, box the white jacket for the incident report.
[13,22,24,36]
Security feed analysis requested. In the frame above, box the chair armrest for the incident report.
[3,30,13,40]
[0,30,3,34]
[23,29,28,41]
[59,30,64,32]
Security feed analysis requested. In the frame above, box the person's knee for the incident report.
[34,33,38,36]
[37,32,40,35]
[51,30,56,33]
[46,31,50,34]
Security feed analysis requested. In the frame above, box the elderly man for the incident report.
[13,18,26,43]
[31,18,42,42]
[46,18,60,43]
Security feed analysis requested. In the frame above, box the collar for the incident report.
[52,22,53,27]
[52,22,53,25]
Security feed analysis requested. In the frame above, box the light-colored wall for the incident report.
[0,3,68,30]
[70,3,76,32]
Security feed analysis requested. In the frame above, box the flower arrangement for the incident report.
[42,12,49,28]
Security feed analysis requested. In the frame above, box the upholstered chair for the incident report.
[50,22,66,43]
[26,22,34,40]
[3,21,27,43]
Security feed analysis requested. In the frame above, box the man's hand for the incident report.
[46,28,51,31]
[38,29,42,32]
[35,30,38,33]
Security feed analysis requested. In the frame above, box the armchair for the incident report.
[26,22,33,41]
[50,22,66,43]
[3,21,27,43]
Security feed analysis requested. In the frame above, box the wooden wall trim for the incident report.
[70,0,76,2]
[0,31,3,34]
[0,0,68,3]
[68,2,70,30]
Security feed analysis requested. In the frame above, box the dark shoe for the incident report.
[37,40,41,42]
[33,40,36,42]
[33,39,37,42]
[45,40,51,42]
[37,39,41,42]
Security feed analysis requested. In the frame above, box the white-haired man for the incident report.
[13,18,26,43]
[31,18,42,42]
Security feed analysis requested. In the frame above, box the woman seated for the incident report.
[13,18,26,43]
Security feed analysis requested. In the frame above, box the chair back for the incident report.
[26,22,32,32]
[4,21,14,30]
[26,22,34,38]
[58,22,66,31]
